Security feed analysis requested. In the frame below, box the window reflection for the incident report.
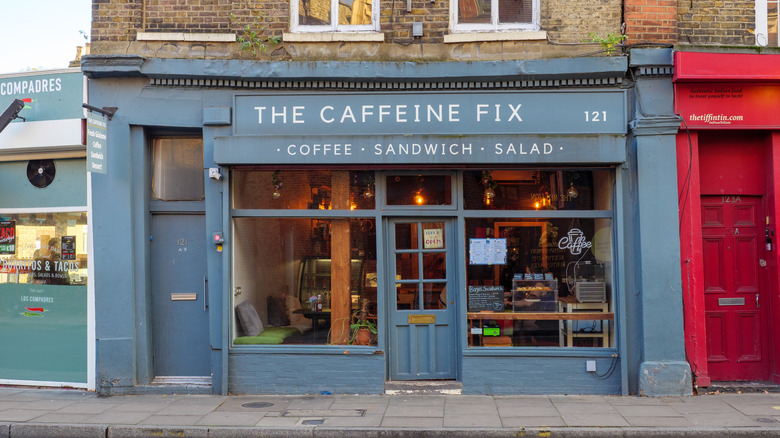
[464,170,611,211]
[0,213,89,286]
[232,217,377,345]
[232,170,375,210]
[466,217,613,348]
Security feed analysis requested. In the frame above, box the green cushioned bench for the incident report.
[234,326,301,345]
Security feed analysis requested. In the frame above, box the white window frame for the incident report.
[756,0,778,46]
[450,0,540,33]
[291,0,380,32]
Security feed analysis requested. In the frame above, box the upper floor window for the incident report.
[756,0,779,45]
[452,0,540,32]
[292,0,379,32]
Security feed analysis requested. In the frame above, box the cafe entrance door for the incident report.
[387,219,457,380]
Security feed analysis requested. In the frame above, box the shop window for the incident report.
[465,216,613,348]
[386,174,452,206]
[0,212,89,286]
[453,0,539,32]
[463,170,611,211]
[152,137,204,201]
[291,0,378,31]
[232,217,377,346]
[232,170,376,210]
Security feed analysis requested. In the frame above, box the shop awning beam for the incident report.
[0,99,25,134]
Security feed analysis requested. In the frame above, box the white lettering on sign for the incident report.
[0,78,62,96]
[558,228,592,255]
[256,103,525,126]
[494,143,553,155]
[424,229,444,249]
[722,196,742,203]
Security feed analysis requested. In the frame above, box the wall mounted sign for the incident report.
[675,83,780,129]
[235,91,626,135]
[0,71,83,122]
[86,112,107,174]
[220,90,627,165]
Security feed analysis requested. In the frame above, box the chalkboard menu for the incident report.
[467,285,505,312]
[0,221,15,255]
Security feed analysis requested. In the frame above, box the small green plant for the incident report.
[230,13,281,56]
[586,32,627,55]
[349,318,378,345]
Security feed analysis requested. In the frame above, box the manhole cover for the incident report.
[241,402,275,408]
[301,419,325,425]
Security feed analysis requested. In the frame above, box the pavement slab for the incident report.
[4,387,780,436]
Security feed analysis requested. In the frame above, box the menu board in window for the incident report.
[0,221,15,254]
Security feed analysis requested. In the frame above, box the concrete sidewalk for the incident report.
[2,386,780,437]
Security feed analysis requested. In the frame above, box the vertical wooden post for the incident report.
[330,171,351,344]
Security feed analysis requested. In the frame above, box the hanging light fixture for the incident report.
[481,170,497,206]
[566,182,579,199]
[271,170,283,199]
[414,189,425,205]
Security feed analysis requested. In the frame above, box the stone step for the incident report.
[384,381,463,395]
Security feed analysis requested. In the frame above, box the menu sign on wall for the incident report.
[0,220,15,254]
[87,112,107,174]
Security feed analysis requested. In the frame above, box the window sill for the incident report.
[444,31,547,44]
[136,32,236,42]
[283,32,385,43]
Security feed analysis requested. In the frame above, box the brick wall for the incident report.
[623,0,676,44]
[91,0,626,60]
[677,0,755,46]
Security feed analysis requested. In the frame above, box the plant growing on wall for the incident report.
[586,32,627,56]
[230,13,281,56]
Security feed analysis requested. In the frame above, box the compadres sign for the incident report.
[0,71,83,122]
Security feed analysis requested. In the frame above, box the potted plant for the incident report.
[349,306,377,345]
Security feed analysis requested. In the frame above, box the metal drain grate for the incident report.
[301,419,326,425]
[241,402,275,408]
[282,409,366,417]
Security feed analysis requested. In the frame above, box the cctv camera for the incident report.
[209,167,222,181]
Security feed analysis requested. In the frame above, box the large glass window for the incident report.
[233,170,375,210]
[464,168,614,348]
[454,0,539,32]
[231,169,378,346]
[232,217,377,345]
[0,212,89,286]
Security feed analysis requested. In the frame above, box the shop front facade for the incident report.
[674,51,780,388]
[83,48,691,396]
[0,69,92,389]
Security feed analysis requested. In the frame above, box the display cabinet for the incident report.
[510,277,558,312]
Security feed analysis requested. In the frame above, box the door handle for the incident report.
[203,276,208,311]
[756,294,760,309]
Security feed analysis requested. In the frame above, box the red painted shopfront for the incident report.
[675,51,780,387]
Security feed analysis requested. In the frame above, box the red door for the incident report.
[702,196,770,381]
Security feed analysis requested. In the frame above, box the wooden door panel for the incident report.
[734,236,759,294]
[702,205,724,227]
[702,237,727,294]
[733,203,757,227]
[705,312,728,362]
[736,312,762,362]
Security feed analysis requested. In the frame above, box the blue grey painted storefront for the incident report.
[82,49,691,396]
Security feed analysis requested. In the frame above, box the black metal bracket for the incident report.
[82,104,118,120]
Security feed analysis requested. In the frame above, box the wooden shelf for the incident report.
[468,311,613,321]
